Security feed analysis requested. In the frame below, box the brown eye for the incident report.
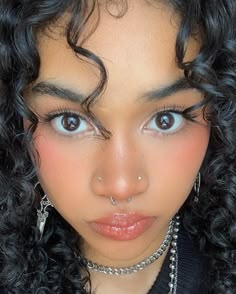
[147,111,184,134]
[62,114,80,131]
[155,112,175,130]
[51,112,91,136]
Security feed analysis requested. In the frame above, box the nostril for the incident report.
[92,172,149,202]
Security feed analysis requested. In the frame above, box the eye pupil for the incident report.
[62,114,80,131]
[155,113,174,130]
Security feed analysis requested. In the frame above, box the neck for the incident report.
[81,218,175,273]
[89,249,168,294]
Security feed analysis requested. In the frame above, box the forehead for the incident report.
[35,1,199,94]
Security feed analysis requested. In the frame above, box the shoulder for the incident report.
[148,227,209,294]
[177,228,209,293]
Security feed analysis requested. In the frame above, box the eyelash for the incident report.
[150,104,196,120]
[41,108,88,123]
[144,104,198,135]
[39,108,95,136]
[39,104,197,137]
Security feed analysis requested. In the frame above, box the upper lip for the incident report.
[89,212,150,227]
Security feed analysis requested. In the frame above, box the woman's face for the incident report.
[24,1,210,266]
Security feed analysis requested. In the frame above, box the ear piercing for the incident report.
[34,182,53,239]
[194,172,201,203]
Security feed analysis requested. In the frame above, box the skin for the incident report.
[24,1,210,293]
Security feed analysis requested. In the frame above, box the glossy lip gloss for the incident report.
[88,213,155,241]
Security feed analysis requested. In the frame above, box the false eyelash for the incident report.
[39,107,89,124]
[156,104,199,122]
[39,104,199,127]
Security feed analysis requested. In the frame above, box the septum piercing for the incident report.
[110,196,132,205]
[97,176,140,205]
[110,196,117,206]
[97,176,142,181]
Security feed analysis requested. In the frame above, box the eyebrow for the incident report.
[32,81,86,103]
[31,77,192,103]
[142,77,192,101]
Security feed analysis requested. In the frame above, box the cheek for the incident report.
[36,137,75,185]
[32,133,92,210]
[170,130,208,172]
[148,125,210,215]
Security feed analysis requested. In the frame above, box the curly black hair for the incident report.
[0,0,236,293]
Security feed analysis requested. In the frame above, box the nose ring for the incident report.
[98,176,142,181]
[110,196,132,205]
[97,175,142,205]
[110,196,117,206]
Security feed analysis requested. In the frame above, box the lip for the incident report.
[88,213,155,241]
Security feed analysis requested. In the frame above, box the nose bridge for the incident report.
[110,133,136,169]
[92,133,149,200]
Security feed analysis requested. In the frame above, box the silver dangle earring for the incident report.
[193,172,201,203]
[34,182,53,239]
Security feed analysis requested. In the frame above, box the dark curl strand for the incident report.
[0,0,236,293]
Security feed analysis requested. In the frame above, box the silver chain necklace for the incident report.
[168,216,179,294]
[81,216,180,293]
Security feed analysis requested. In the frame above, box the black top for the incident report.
[148,228,208,293]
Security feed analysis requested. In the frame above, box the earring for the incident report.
[193,173,201,203]
[35,182,53,239]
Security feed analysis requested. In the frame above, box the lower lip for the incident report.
[89,218,155,241]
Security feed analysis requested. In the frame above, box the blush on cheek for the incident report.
[166,126,209,188]
[33,132,94,213]
[33,135,93,227]
[33,135,80,193]
[174,127,210,167]
[152,126,210,216]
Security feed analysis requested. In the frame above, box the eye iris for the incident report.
[62,114,80,131]
[155,113,174,130]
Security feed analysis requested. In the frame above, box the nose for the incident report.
[91,136,149,202]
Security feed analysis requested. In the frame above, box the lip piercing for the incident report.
[127,197,132,202]
[138,176,142,180]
